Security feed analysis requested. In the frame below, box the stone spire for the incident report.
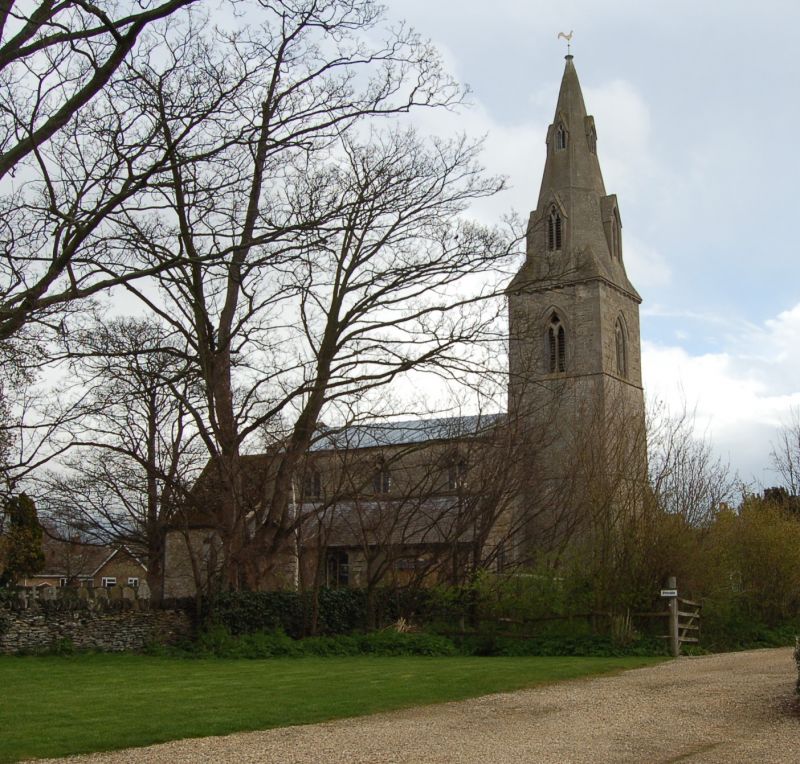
[513,55,639,301]
[536,55,606,208]
[506,53,648,556]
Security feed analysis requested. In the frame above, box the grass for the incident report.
[0,653,666,762]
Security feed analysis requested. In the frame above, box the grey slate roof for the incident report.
[310,413,504,452]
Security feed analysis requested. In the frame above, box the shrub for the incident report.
[185,625,459,659]
[360,630,457,657]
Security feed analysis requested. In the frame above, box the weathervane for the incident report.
[557,30,574,55]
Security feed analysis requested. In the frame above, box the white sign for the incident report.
[660,589,678,598]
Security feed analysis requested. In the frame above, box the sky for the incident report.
[381,0,800,485]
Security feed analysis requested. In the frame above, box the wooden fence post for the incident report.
[667,576,680,658]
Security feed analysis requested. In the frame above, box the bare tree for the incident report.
[292,404,576,627]
[771,407,800,496]
[0,0,203,341]
[648,398,736,526]
[97,4,518,590]
[39,318,205,599]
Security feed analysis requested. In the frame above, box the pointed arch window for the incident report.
[615,317,627,377]
[555,123,568,151]
[548,312,566,373]
[547,206,562,251]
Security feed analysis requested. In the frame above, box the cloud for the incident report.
[643,302,800,481]
[624,233,671,289]
[585,80,655,197]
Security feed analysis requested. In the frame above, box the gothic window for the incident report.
[548,312,566,373]
[615,317,627,377]
[547,206,563,251]
[555,123,568,151]
[588,126,597,154]
[304,469,322,500]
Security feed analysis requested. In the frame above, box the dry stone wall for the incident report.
[0,587,192,654]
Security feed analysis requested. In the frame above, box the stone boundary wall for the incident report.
[0,587,192,654]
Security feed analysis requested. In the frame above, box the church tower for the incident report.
[508,55,646,544]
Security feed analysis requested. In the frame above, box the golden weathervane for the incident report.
[557,30,574,55]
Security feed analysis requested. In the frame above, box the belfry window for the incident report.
[548,312,566,373]
[555,124,568,151]
[615,317,627,377]
[547,207,562,251]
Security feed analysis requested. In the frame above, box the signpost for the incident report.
[664,576,680,657]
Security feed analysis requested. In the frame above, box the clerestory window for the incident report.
[447,459,468,491]
[548,312,566,373]
[547,207,563,251]
[304,469,322,500]
[372,464,392,495]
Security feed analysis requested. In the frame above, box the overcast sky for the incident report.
[379,0,800,484]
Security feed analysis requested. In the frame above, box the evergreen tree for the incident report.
[0,494,45,586]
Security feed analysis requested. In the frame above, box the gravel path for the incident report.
[41,647,798,763]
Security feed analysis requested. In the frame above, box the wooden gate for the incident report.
[673,596,701,653]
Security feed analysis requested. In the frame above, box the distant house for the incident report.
[19,536,147,590]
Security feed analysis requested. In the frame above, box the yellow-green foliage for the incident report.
[707,498,800,624]
[503,492,800,645]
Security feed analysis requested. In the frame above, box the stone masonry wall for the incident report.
[0,589,192,654]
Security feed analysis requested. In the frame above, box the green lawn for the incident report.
[0,654,665,762]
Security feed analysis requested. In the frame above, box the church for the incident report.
[162,55,647,598]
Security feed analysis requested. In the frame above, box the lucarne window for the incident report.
[547,207,562,251]
[556,124,567,151]
[548,312,566,373]
[615,317,627,377]
[612,210,622,260]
